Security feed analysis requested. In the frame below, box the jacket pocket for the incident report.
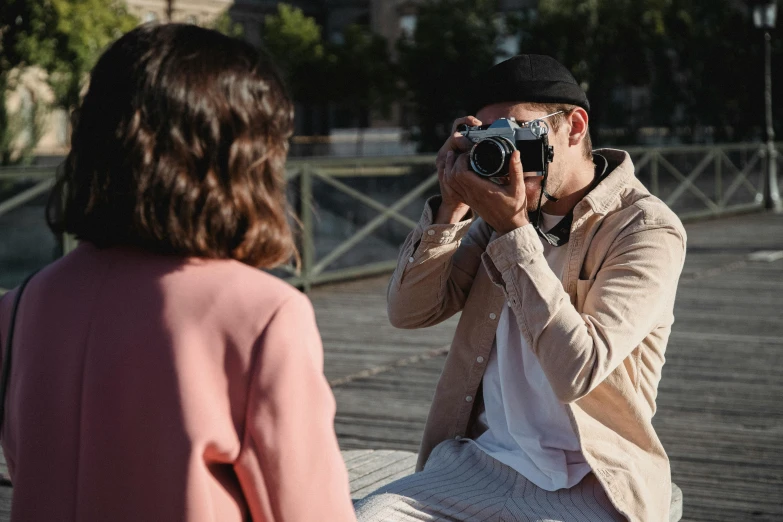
[575,278,595,312]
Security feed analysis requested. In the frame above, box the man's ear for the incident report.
[566,108,589,148]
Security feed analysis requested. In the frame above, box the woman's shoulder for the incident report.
[194,258,301,297]
[46,244,309,323]
[178,257,312,317]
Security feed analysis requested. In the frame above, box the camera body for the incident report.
[459,118,555,178]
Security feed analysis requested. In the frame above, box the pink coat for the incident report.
[0,243,356,521]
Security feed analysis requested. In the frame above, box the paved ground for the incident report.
[312,210,783,522]
[0,211,780,520]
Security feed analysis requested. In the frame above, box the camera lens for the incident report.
[470,137,514,177]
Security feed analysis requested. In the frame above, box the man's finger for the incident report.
[454,154,502,195]
[451,115,483,134]
[449,133,475,153]
[454,152,473,180]
[445,150,456,177]
[436,132,475,171]
[506,150,525,190]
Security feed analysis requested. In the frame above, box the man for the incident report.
[354,55,686,522]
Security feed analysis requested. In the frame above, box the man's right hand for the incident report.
[434,116,482,224]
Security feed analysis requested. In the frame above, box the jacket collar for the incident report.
[574,148,637,217]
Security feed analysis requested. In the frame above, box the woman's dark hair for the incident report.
[47,23,296,268]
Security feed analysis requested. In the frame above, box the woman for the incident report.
[0,24,356,521]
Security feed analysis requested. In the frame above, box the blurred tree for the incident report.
[211,9,244,39]
[397,0,505,152]
[1,0,137,163]
[0,77,47,165]
[262,3,332,135]
[1,0,138,112]
[48,0,138,111]
[1,0,53,163]
[515,0,773,143]
[660,0,766,142]
[513,0,672,142]
[328,24,398,153]
[262,4,330,105]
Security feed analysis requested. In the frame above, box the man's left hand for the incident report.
[443,149,530,235]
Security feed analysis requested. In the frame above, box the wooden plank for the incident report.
[0,488,9,520]
[326,212,783,522]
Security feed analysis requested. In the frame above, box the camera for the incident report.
[458,118,555,178]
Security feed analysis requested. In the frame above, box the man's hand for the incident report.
[434,116,482,224]
[442,148,530,236]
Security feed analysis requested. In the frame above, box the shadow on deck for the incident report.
[311,211,783,522]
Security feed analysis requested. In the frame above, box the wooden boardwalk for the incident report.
[0,211,780,520]
[312,211,783,522]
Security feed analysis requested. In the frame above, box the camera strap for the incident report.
[531,153,609,247]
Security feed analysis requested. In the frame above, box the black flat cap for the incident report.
[469,54,590,113]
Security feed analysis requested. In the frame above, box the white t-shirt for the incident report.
[472,212,592,491]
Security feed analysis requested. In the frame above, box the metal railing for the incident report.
[624,143,770,220]
[0,142,779,293]
[280,155,439,290]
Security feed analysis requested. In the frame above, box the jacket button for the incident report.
[465,395,473,402]
[489,313,497,320]
[427,229,435,236]
[476,356,484,363]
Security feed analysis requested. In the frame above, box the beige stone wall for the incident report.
[4,66,68,158]
[124,0,233,25]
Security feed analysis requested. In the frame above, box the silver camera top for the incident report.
[459,117,550,143]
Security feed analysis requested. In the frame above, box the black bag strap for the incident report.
[0,272,38,436]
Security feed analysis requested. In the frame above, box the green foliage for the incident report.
[397,0,506,151]
[49,0,138,110]
[515,0,771,142]
[263,4,324,65]
[1,0,56,77]
[261,4,396,137]
[1,0,138,111]
[1,1,54,164]
[329,24,399,125]
[262,4,330,105]
[514,0,670,137]
[211,10,244,39]
[657,0,768,141]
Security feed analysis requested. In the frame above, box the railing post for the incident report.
[59,170,78,256]
[651,152,659,196]
[62,233,78,255]
[300,164,314,293]
[715,150,723,209]
[763,31,782,212]
[766,141,781,212]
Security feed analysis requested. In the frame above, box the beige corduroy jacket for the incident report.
[387,149,686,522]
